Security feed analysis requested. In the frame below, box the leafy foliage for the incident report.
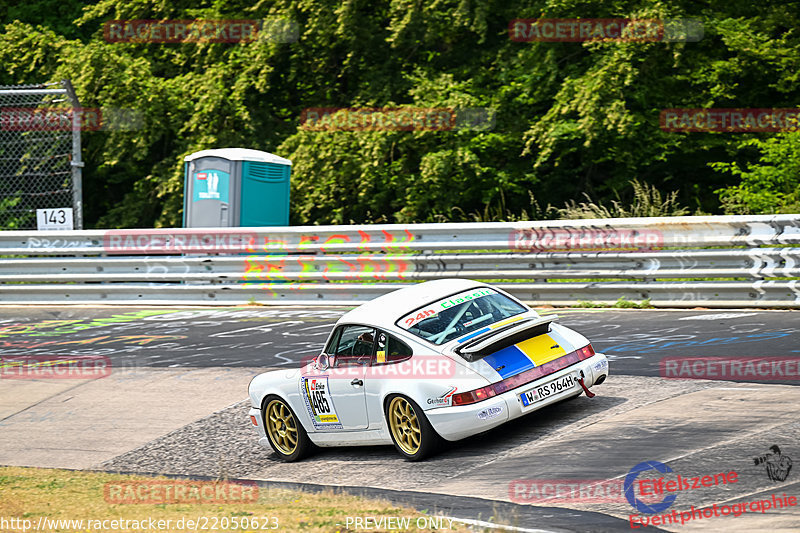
[0,0,798,228]
[712,132,800,214]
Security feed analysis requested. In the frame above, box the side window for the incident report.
[331,325,375,367]
[374,331,413,365]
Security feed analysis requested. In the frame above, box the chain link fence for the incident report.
[0,80,83,230]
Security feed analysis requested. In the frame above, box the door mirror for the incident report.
[316,353,330,371]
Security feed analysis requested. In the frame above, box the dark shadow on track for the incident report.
[292,393,627,465]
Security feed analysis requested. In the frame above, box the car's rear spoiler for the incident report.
[455,315,558,362]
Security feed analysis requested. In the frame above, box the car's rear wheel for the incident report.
[264,396,312,462]
[385,395,441,461]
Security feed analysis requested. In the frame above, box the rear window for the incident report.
[396,287,526,345]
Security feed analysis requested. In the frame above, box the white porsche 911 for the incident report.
[248,279,609,461]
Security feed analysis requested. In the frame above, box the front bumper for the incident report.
[427,352,609,441]
[248,407,269,448]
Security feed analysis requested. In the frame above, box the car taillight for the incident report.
[579,344,595,359]
[451,343,597,406]
[452,384,497,406]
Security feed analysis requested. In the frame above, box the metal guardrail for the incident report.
[1,215,799,307]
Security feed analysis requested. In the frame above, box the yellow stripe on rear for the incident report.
[516,334,568,366]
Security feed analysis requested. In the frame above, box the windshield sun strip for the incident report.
[396,289,527,346]
[395,287,498,331]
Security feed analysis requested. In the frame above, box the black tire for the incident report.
[262,395,313,462]
[384,395,442,461]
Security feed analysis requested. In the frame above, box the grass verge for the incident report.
[0,467,471,532]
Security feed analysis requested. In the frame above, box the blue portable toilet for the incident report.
[183,148,291,227]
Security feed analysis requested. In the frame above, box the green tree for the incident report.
[0,0,798,228]
[712,132,800,214]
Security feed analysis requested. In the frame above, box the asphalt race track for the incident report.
[1,306,798,532]
[0,306,798,378]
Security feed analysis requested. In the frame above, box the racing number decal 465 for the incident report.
[302,377,341,427]
[310,386,330,413]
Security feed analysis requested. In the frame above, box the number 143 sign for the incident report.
[36,208,74,231]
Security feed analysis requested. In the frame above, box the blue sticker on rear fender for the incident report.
[477,406,504,420]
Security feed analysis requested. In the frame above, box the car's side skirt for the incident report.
[306,428,393,447]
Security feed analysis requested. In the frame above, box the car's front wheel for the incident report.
[263,396,313,462]
[385,395,441,461]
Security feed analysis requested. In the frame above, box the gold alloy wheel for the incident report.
[265,399,299,456]
[388,397,421,455]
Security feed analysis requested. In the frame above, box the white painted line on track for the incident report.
[444,516,558,533]
[678,312,759,320]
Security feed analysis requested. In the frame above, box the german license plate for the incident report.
[520,374,577,407]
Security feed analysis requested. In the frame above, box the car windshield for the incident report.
[396,287,527,345]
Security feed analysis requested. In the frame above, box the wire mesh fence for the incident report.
[0,81,82,230]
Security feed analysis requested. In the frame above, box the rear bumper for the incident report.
[427,353,608,441]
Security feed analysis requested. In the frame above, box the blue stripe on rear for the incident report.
[482,345,535,379]
[457,327,491,343]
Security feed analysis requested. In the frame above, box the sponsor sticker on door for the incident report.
[301,376,342,429]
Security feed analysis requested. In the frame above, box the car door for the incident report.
[302,324,373,431]
[362,331,416,427]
